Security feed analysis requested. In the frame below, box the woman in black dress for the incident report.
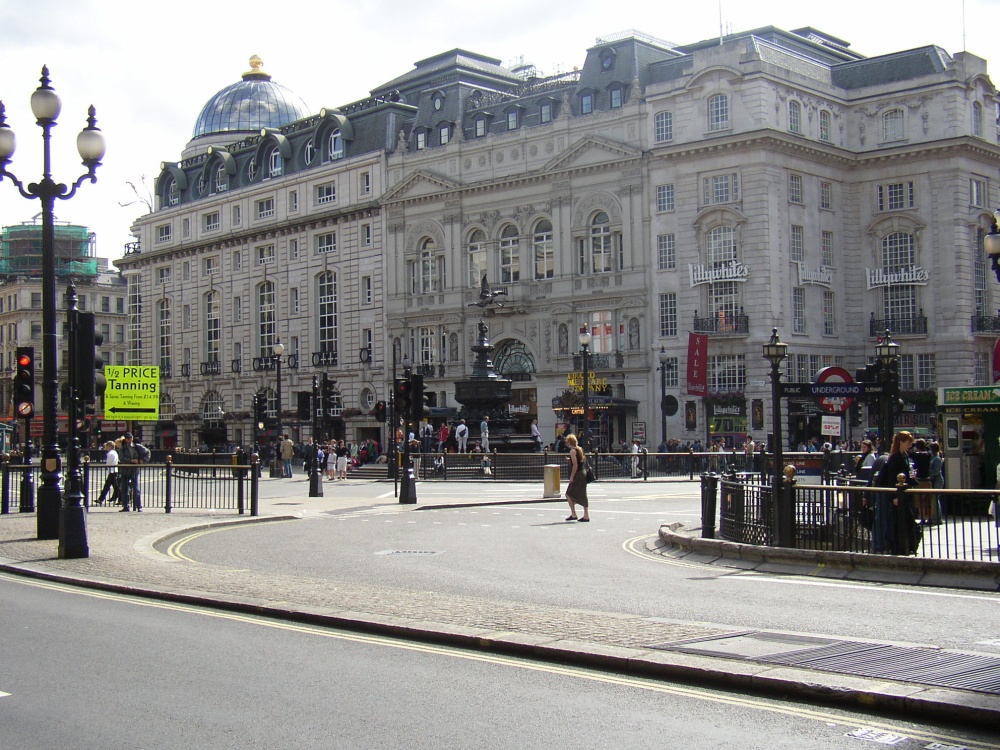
[564,434,590,522]
[872,430,919,554]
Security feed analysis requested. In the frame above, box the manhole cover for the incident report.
[375,550,442,556]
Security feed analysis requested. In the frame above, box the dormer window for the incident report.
[215,164,228,193]
[540,102,552,123]
[415,130,426,150]
[580,93,593,115]
[507,110,519,130]
[609,87,623,109]
[600,49,616,71]
[439,125,450,145]
[328,130,344,160]
[267,148,282,178]
[167,179,179,206]
[433,93,444,111]
[475,118,487,137]
[304,138,316,165]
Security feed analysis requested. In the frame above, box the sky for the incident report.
[1,0,998,260]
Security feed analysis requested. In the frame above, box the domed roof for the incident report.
[192,56,310,140]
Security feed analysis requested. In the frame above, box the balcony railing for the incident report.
[200,359,222,376]
[693,310,749,336]
[573,353,613,370]
[972,313,1000,333]
[869,312,927,337]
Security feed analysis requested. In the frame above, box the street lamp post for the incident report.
[762,328,792,548]
[874,329,900,454]
[270,340,285,478]
[657,346,673,446]
[0,67,106,545]
[578,327,592,451]
[983,209,1000,282]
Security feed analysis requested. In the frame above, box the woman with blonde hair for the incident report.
[563,434,590,522]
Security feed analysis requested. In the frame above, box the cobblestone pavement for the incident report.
[2,484,999,728]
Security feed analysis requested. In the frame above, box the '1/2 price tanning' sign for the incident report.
[102,366,160,421]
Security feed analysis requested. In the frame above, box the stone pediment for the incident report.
[541,135,641,174]
[382,169,460,203]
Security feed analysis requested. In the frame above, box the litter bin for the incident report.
[543,464,561,498]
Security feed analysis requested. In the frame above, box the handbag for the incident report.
[584,460,596,484]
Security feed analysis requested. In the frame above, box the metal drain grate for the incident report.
[653,633,1000,696]
[374,549,442,556]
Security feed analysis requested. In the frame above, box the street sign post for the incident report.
[102,366,160,421]
[814,366,854,413]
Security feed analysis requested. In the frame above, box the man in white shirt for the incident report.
[480,416,490,452]
[456,420,469,452]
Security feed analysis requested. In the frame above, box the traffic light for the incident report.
[13,346,34,417]
[74,311,105,403]
[321,377,339,417]
[373,400,387,423]
[849,400,863,428]
[253,392,266,427]
[296,391,311,421]
[394,377,412,421]
[409,374,429,424]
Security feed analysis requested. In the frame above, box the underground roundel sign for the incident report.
[814,366,854,414]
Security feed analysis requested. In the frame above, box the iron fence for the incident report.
[712,475,1000,562]
[0,457,259,515]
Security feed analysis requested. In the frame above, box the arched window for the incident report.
[468,229,487,287]
[882,109,905,142]
[973,101,984,138]
[215,163,228,193]
[201,392,225,423]
[654,111,673,142]
[257,281,276,357]
[317,271,338,354]
[304,138,316,165]
[247,157,258,183]
[158,299,171,372]
[499,225,520,283]
[590,212,613,273]
[881,232,917,325]
[204,290,220,363]
[708,94,729,131]
[328,130,344,160]
[166,179,179,206]
[558,323,569,355]
[533,220,553,280]
[419,238,439,293]
[819,110,832,143]
[267,148,282,178]
[788,100,801,133]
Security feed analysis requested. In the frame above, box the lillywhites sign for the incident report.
[795,262,833,288]
[865,266,929,290]
[689,260,749,287]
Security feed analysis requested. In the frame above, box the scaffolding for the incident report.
[0,219,98,277]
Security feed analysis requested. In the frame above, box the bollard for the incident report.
[165,456,173,514]
[1,455,8,515]
[701,472,719,538]
[250,454,260,516]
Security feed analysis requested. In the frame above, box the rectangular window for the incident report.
[971,177,987,208]
[790,225,804,262]
[156,224,171,243]
[232,205,241,226]
[289,190,298,212]
[819,110,831,142]
[415,131,426,150]
[821,231,835,266]
[256,198,274,219]
[232,249,242,271]
[316,183,336,205]
[203,211,220,231]
[256,244,275,265]
[656,234,676,270]
[792,288,806,333]
[658,293,677,337]
[289,238,299,260]
[820,181,832,210]
[703,173,739,205]
[581,94,593,115]
[917,354,935,390]
[362,224,372,246]
[361,172,371,195]
[656,184,675,212]
[182,261,191,281]
[610,88,622,108]
[362,276,372,305]
[233,296,242,323]
[290,287,299,315]
[654,111,673,142]
[316,232,336,254]
[507,111,518,130]
[203,257,219,276]
[878,181,915,211]
[707,354,745,392]
[823,291,836,335]
[30,291,42,309]
[475,119,487,137]
[540,103,552,123]
[183,305,191,329]
[182,218,190,238]
[439,126,450,145]
[157,267,171,284]
[708,95,729,132]
[788,173,803,204]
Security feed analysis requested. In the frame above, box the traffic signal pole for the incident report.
[60,283,88,558]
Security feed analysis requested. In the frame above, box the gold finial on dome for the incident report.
[242,55,271,81]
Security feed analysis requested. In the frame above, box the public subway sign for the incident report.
[688,261,749,287]
[865,266,929,289]
[795,262,833,288]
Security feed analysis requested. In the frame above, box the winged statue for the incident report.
[469,274,508,310]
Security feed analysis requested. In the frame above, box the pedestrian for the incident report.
[455,419,469,452]
[928,441,944,524]
[117,432,148,512]
[96,440,120,506]
[530,419,543,452]
[871,430,919,555]
[279,433,295,478]
[630,439,641,477]
[336,439,349,480]
[564,433,590,522]
[438,422,449,453]
[480,415,490,452]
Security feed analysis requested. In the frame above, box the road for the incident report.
[168,481,1000,657]
[2,574,995,750]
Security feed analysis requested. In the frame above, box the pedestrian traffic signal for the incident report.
[373,400,387,423]
[409,374,428,424]
[74,311,105,403]
[394,377,412,421]
[13,346,34,417]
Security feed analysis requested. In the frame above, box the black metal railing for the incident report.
[200,359,222,376]
[869,312,927,336]
[0,456,260,516]
[711,475,999,562]
[693,310,749,335]
[971,313,1000,333]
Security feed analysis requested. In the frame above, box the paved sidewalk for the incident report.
[1,477,998,729]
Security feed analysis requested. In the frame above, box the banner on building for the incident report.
[993,338,1000,383]
[686,333,708,396]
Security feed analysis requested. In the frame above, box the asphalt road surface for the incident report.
[2,574,996,750]
[170,482,1000,657]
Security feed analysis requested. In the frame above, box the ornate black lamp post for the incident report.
[0,67,105,546]
[657,346,674,445]
[874,329,900,454]
[578,327,592,451]
[270,340,284,477]
[762,328,792,547]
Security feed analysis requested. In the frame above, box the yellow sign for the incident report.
[567,372,608,393]
[103,366,160,421]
